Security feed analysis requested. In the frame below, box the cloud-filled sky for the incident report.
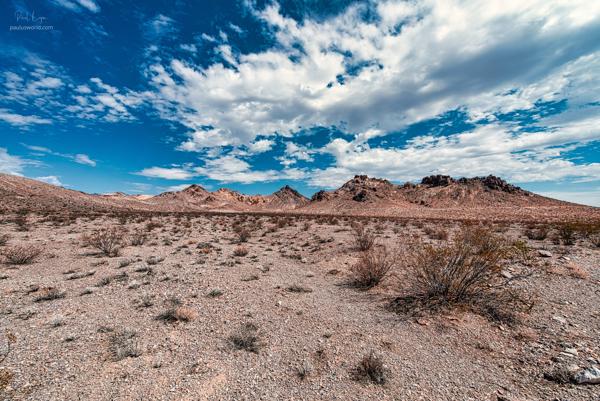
[1,0,599,205]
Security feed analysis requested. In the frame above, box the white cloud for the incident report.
[136,167,195,180]
[35,175,63,186]
[51,0,100,13]
[146,0,600,152]
[0,148,25,175]
[309,115,600,187]
[247,139,275,154]
[0,109,51,126]
[74,154,96,167]
[145,14,177,40]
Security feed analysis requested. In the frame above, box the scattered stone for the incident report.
[552,315,567,324]
[574,366,600,385]
[538,250,552,258]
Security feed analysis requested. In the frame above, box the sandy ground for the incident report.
[0,213,599,401]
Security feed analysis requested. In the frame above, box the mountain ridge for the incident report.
[1,173,596,221]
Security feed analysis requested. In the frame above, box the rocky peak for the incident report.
[421,175,455,187]
[182,184,208,195]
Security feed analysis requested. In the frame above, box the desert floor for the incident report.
[1,213,599,400]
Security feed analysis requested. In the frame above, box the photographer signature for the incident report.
[15,10,47,24]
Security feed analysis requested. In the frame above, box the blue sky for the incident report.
[1,0,600,205]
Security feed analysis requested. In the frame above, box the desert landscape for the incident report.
[1,174,599,400]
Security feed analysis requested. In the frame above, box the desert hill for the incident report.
[0,172,596,221]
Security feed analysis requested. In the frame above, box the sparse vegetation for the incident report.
[1,245,42,265]
[0,234,9,247]
[156,299,197,323]
[390,227,532,323]
[34,287,65,302]
[233,245,249,257]
[108,329,141,361]
[83,228,124,257]
[352,224,376,251]
[350,246,395,289]
[353,351,387,385]
[229,323,261,353]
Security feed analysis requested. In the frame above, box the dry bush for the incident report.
[233,245,249,257]
[0,234,9,247]
[424,226,449,241]
[82,228,124,257]
[390,227,533,324]
[145,221,162,232]
[352,224,375,251]
[353,351,387,385]
[2,245,42,265]
[237,228,251,243]
[590,234,600,248]
[524,227,548,241]
[129,232,147,246]
[108,329,141,361]
[350,246,395,289]
[34,287,65,302]
[229,323,261,353]
[156,297,197,323]
[557,224,576,245]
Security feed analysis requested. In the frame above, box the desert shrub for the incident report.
[390,227,532,323]
[2,245,42,265]
[130,232,147,246]
[0,234,9,247]
[228,323,261,353]
[591,235,600,248]
[524,227,548,241]
[557,224,576,245]
[83,228,124,257]
[145,221,162,232]
[286,284,313,293]
[353,351,387,385]
[350,246,395,289]
[156,305,197,323]
[237,228,251,243]
[108,329,141,361]
[424,226,448,240]
[352,224,375,251]
[34,287,65,302]
[233,245,249,257]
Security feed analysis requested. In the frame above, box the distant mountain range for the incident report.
[1,173,596,220]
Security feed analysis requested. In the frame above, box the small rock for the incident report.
[552,315,567,324]
[574,366,600,384]
[538,250,552,257]
[501,271,513,279]
[564,348,578,356]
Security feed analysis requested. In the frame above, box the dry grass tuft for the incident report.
[353,351,387,385]
[229,323,261,353]
[233,245,249,257]
[2,245,42,265]
[34,287,65,302]
[108,329,141,361]
[350,246,395,289]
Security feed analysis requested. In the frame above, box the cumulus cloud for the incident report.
[309,114,600,187]
[146,0,600,152]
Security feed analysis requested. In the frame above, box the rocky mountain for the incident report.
[0,172,593,220]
